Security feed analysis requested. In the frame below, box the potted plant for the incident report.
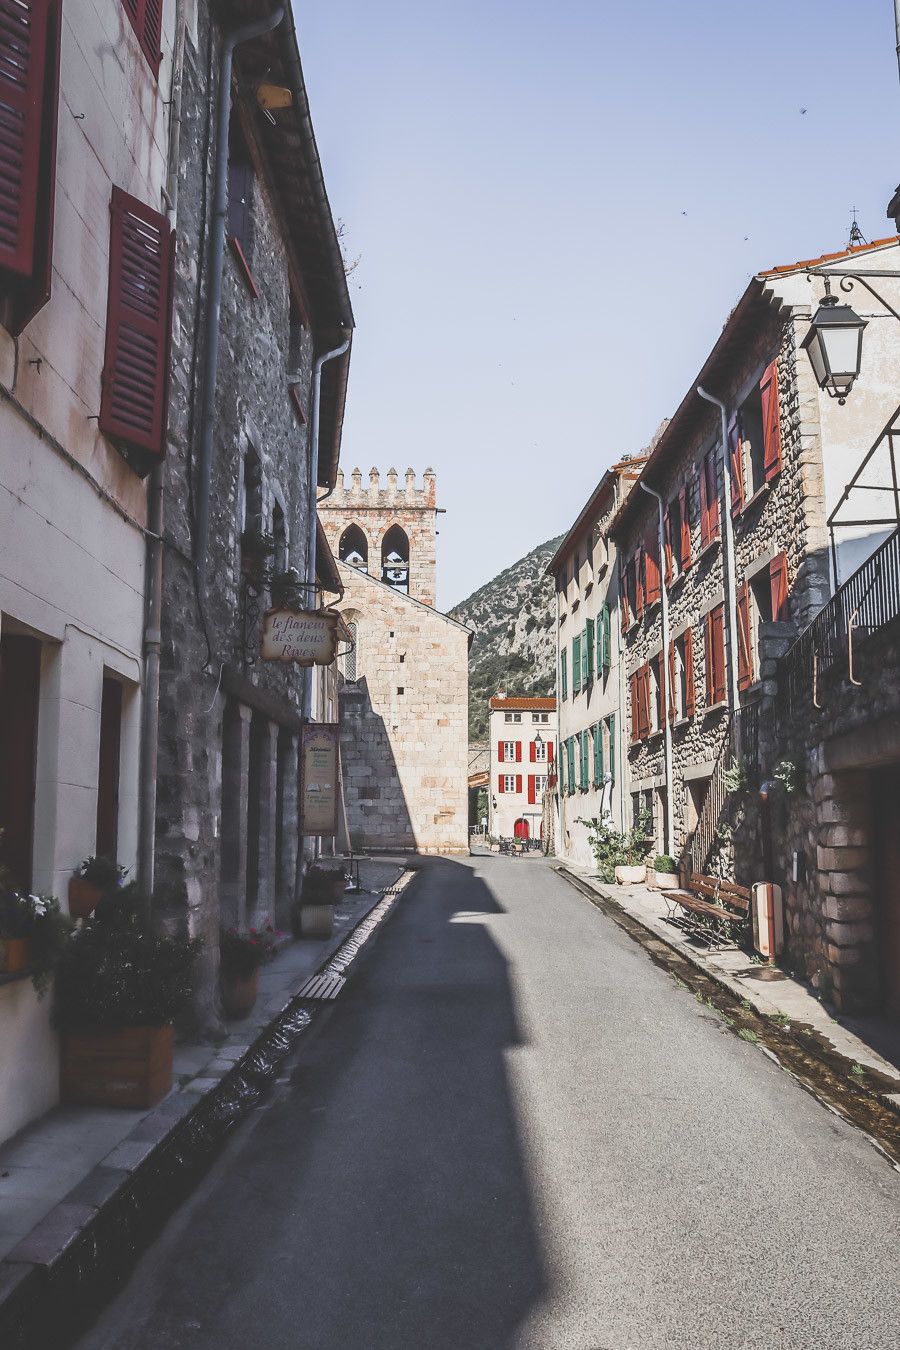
[291,865,345,939]
[68,856,128,920]
[649,854,679,890]
[53,893,199,1108]
[614,817,653,885]
[219,922,278,1018]
[270,567,304,611]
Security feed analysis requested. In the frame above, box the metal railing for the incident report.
[780,527,900,722]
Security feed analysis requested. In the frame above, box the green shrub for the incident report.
[653,854,677,874]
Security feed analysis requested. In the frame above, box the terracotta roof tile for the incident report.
[489,696,557,711]
[759,235,899,278]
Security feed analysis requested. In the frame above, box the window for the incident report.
[343,620,359,682]
[0,0,63,336]
[99,188,174,460]
[503,740,517,761]
[593,722,604,787]
[503,711,522,723]
[759,360,783,481]
[566,738,576,796]
[606,712,616,779]
[0,632,41,891]
[580,729,589,791]
[632,789,653,835]
[339,524,368,572]
[532,712,549,723]
[241,447,263,537]
[121,0,163,76]
[227,114,255,283]
[534,775,547,794]
[622,555,639,631]
[597,605,611,675]
[649,657,662,734]
[644,529,661,606]
[572,633,582,693]
[583,619,594,685]
[699,448,720,550]
[704,604,727,708]
[664,494,684,584]
[498,774,517,794]
[630,665,651,743]
[670,629,695,721]
[96,675,123,859]
[746,552,790,679]
[381,524,410,592]
[272,502,287,575]
[531,739,548,762]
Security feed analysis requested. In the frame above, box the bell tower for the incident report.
[318,466,438,607]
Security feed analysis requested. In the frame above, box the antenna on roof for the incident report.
[847,208,867,248]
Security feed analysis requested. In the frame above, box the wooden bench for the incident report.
[663,872,751,948]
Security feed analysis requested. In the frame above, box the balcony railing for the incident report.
[779,527,900,723]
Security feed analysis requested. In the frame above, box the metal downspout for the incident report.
[193,5,285,590]
[138,0,187,897]
[697,386,742,753]
[638,481,674,856]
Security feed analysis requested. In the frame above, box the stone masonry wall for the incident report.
[319,467,437,606]
[335,562,469,853]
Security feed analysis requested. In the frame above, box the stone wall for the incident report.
[335,562,469,853]
[319,467,437,606]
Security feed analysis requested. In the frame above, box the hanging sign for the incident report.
[261,608,340,665]
[301,724,339,836]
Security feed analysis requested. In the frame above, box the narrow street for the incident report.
[77,856,900,1350]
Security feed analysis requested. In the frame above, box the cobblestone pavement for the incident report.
[76,855,900,1350]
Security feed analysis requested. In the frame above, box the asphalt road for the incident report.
[77,856,900,1350]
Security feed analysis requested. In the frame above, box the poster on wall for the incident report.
[301,724,339,836]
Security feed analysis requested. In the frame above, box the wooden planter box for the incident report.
[60,1025,174,1108]
[221,968,259,1019]
[299,904,334,939]
[0,938,29,974]
[68,876,102,920]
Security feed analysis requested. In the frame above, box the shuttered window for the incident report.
[770,551,789,621]
[704,604,727,707]
[566,738,575,796]
[736,580,753,690]
[572,634,582,693]
[100,187,175,459]
[584,618,594,684]
[728,412,745,515]
[606,713,615,779]
[122,0,163,78]
[684,627,696,718]
[580,729,589,791]
[560,649,568,700]
[760,359,783,481]
[593,722,604,786]
[644,530,661,606]
[0,0,61,333]
[634,547,645,617]
[679,485,692,570]
[598,605,611,674]
[699,450,720,549]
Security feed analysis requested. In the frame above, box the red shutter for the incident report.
[736,581,753,690]
[100,188,174,458]
[630,671,639,743]
[760,359,783,481]
[645,530,661,606]
[663,506,673,586]
[529,741,536,762]
[699,463,710,550]
[516,774,522,794]
[712,605,727,705]
[706,452,720,540]
[635,548,645,617]
[122,0,163,77]
[0,0,50,277]
[728,413,745,515]
[656,651,666,728]
[684,627,696,717]
[515,741,522,763]
[621,564,631,633]
[547,741,554,762]
[668,641,676,724]
[497,740,504,763]
[497,775,504,794]
[704,611,714,706]
[770,551,789,621]
[528,775,536,805]
[679,486,692,569]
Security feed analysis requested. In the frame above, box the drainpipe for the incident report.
[554,583,563,855]
[895,0,900,84]
[697,386,742,752]
[638,482,674,856]
[302,333,351,723]
[138,0,188,897]
[194,5,285,590]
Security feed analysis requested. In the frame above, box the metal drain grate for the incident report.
[297,972,346,1000]
[298,872,415,1000]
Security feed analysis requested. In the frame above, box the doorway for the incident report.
[0,632,41,891]
[514,818,530,841]
[871,764,900,1018]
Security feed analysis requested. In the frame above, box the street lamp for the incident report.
[801,279,867,404]
[533,730,544,754]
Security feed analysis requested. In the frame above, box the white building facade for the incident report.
[488,696,557,842]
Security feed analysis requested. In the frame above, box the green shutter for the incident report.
[585,619,594,682]
[573,634,582,693]
[601,606,611,673]
[566,738,575,795]
[607,713,616,779]
[580,729,589,791]
[593,722,604,786]
[561,649,568,700]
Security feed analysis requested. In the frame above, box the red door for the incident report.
[514,818,530,840]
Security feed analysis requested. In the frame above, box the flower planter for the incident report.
[0,937,29,974]
[653,872,679,890]
[614,865,647,885]
[68,876,102,920]
[221,968,260,1019]
[298,904,334,939]
[60,1025,174,1108]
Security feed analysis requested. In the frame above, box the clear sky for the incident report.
[298,0,900,610]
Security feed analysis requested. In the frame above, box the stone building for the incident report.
[319,469,469,854]
[488,696,556,842]
[606,236,900,1012]
[0,0,174,1141]
[548,457,647,868]
[154,4,352,1025]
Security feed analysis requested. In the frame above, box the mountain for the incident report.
[449,535,564,741]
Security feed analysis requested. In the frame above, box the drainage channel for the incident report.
[555,866,900,1172]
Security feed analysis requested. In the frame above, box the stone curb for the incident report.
[557,864,900,1125]
[0,872,418,1350]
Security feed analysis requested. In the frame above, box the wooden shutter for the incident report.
[699,462,710,550]
[547,741,553,763]
[684,627,696,717]
[100,187,174,458]
[528,774,536,805]
[122,0,163,77]
[572,634,581,692]
[630,672,639,743]
[566,739,575,794]
[529,740,536,763]
[706,452,720,540]
[711,605,726,705]
[601,605,611,673]
[561,649,567,699]
[516,774,522,794]
[760,359,783,480]
[656,651,666,729]
[663,506,673,585]
[728,412,745,515]
[668,641,676,724]
[515,741,522,763]
[736,581,753,690]
[645,530,661,606]
[497,775,504,793]
[607,713,615,778]
[770,551,789,621]
[580,730,589,791]
[497,740,504,763]
[704,611,714,706]
[679,485,692,569]
[621,564,631,634]
[0,0,50,277]
[585,619,594,682]
[635,548,645,617]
